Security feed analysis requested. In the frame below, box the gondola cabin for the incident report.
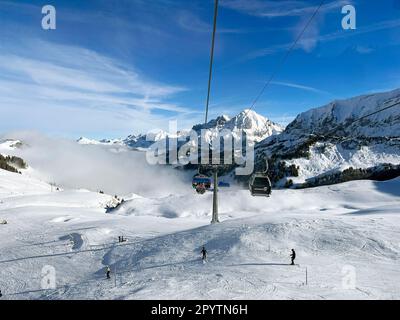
[192,174,212,194]
[249,174,272,197]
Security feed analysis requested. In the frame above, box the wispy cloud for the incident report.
[0,39,198,137]
[269,115,296,126]
[354,45,375,54]
[241,18,400,61]
[220,0,350,54]
[271,81,331,95]
[177,10,244,34]
[220,0,346,18]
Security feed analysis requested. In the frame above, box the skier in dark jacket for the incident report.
[290,249,296,265]
[201,246,207,261]
[106,266,111,279]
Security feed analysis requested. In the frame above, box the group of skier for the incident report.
[199,246,295,265]
[118,236,127,243]
[104,246,296,279]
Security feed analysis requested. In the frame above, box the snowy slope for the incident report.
[1,88,400,300]
[256,88,400,185]
[0,139,22,153]
[1,167,400,300]
[0,169,50,198]
[284,141,400,183]
[287,88,400,138]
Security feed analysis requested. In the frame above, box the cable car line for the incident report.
[192,0,348,199]
[242,0,326,120]
[192,0,219,197]
[240,0,326,197]
[204,0,219,125]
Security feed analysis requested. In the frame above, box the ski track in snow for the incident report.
[0,169,400,300]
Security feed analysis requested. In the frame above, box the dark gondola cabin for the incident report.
[249,174,272,197]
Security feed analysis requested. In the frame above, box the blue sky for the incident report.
[0,0,399,139]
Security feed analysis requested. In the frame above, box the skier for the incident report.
[201,246,207,262]
[0,289,2,298]
[290,249,296,265]
[106,266,111,279]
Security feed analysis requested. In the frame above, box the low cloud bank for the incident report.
[1,131,190,197]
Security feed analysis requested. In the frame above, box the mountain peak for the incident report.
[77,137,99,145]
[192,109,284,142]
[77,137,122,146]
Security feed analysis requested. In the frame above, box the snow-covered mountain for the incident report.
[77,137,123,146]
[123,130,189,150]
[193,109,284,143]
[284,88,400,138]
[2,92,400,300]
[77,130,190,150]
[71,89,400,187]
[255,88,400,187]
[122,134,147,149]
[119,110,283,150]
[0,139,23,152]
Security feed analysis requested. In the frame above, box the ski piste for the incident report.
[0,0,400,302]
[1,130,400,299]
